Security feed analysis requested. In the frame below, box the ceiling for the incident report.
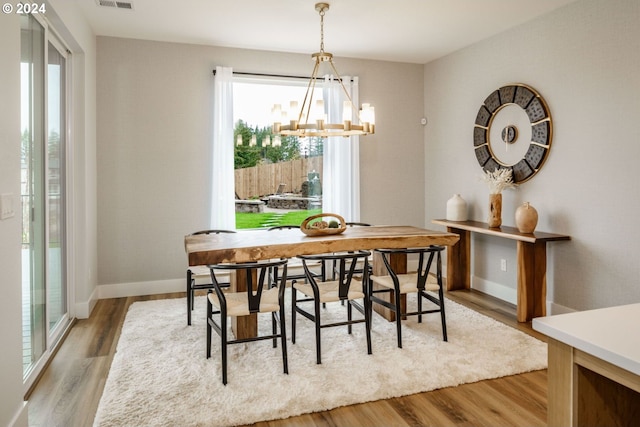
[77,0,579,64]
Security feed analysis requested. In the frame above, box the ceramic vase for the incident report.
[515,202,538,233]
[488,193,502,228]
[446,194,468,221]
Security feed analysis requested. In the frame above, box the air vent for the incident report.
[96,0,134,10]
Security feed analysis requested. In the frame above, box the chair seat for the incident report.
[270,257,323,283]
[208,287,280,316]
[190,265,210,276]
[190,266,213,284]
[293,279,365,303]
[371,273,439,294]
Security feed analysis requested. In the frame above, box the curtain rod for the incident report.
[212,69,354,82]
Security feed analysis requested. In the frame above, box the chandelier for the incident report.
[271,3,375,138]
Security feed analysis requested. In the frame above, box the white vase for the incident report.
[446,194,468,221]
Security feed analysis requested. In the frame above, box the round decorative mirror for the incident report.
[473,84,553,184]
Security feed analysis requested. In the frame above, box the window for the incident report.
[233,77,324,229]
[211,68,361,230]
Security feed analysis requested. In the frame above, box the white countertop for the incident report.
[533,303,640,376]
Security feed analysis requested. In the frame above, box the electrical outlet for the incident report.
[500,259,507,272]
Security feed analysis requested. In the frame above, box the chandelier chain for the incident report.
[319,8,325,53]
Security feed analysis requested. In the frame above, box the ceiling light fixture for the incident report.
[271,3,375,138]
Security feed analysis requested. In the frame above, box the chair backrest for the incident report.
[376,246,444,291]
[209,258,288,313]
[299,251,370,300]
[267,225,300,231]
[189,229,236,236]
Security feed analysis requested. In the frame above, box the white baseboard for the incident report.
[98,278,185,300]
[74,286,99,319]
[546,301,576,316]
[74,273,236,319]
[9,401,28,427]
[471,276,517,306]
[470,275,576,317]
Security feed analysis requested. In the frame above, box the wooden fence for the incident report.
[234,157,323,200]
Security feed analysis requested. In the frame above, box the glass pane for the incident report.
[47,41,66,332]
[21,13,46,376]
[233,81,323,229]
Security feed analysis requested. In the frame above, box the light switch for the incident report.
[0,193,15,220]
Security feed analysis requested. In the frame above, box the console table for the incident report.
[431,219,570,322]
[533,304,640,426]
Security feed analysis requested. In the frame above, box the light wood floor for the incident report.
[27,289,549,427]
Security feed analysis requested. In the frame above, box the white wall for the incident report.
[95,38,424,294]
[425,0,640,312]
[0,11,27,427]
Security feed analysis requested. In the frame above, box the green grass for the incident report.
[235,209,322,229]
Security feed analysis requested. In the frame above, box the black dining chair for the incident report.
[292,250,372,364]
[331,222,372,280]
[267,225,325,284]
[185,229,236,325]
[370,246,447,348]
[206,257,289,385]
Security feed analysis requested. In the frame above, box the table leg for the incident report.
[516,240,547,322]
[445,227,470,291]
[372,251,407,321]
[230,269,258,339]
[547,338,574,426]
[547,337,640,426]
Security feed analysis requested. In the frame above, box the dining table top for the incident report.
[185,225,460,266]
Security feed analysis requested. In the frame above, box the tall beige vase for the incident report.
[488,193,502,228]
[515,202,538,233]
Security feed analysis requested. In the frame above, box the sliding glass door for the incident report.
[46,31,68,340]
[21,13,70,386]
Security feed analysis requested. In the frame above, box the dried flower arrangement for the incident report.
[480,168,517,194]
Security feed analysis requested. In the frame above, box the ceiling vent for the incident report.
[96,0,134,10]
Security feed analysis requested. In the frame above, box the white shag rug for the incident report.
[94,293,547,427]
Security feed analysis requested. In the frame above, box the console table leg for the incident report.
[445,227,470,291]
[516,241,547,322]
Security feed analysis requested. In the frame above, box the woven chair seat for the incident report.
[293,279,365,303]
[371,273,439,294]
[207,287,280,317]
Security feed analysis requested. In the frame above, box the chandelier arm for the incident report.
[299,58,322,124]
[327,59,361,122]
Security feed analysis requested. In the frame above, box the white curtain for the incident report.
[210,66,236,230]
[322,75,361,222]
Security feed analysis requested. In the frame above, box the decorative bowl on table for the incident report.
[300,213,347,236]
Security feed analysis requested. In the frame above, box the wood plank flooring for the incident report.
[27,289,548,427]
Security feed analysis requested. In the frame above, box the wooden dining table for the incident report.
[185,225,459,338]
